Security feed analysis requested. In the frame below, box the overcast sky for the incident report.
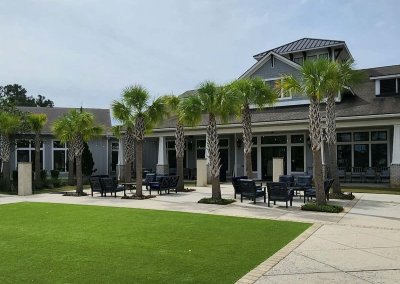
[1,0,399,109]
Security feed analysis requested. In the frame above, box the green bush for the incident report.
[301,203,343,213]
[198,198,236,205]
[40,170,47,182]
[50,170,60,179]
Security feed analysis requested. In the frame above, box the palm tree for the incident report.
[227,78,276,178]
[53,109,103,195]
[281,59,335,205]
[0,111,22,190]
[325,60,363,194]
[164,95,186,191]
[112,85,167,196]
[27,113,48,189]
[180,81,239,200]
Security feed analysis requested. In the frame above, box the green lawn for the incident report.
[0,203,309,283]
[343,187,400,195]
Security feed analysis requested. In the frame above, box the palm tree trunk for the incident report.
[175,122,185,191]
[0,135,11,191]
[124,162,132,183]
[207,114,221,200]
[68,158,75,185]
[326,94,341,194]
[123,129,134,183]
[309,98,326,205]
[242,104,253,178]
[135,140,143,196]
[2,161,11,191]
[34,133,42,189]
[75,154,83,195]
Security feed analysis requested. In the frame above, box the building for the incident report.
[11,107,114,177]
[139,38,400,185]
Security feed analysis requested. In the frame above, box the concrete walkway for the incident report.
[1,185,399,283]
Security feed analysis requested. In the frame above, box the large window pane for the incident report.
[197,149,205,159]
[354,144,369,168]
[219,139,229,147]
[354,132,369,141]
[291,146,304,172]
[17,140,30,148]
[337,133,351,142]
[17,150,30,162]
[168,150,177,169]
[196,140,206,148]
[54,151,66,172]
[30,150,43,169]
[380,79,396,95]
[371,144,387,168]
[337,145,352,170]
[261,135,287,144]
[291,135,304,144]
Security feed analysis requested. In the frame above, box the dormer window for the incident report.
[380,78,397,95]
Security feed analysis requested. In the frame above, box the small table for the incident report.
[119,182,136,195]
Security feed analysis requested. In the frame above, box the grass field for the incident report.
[343,187,400,195]
[0,202,309,283]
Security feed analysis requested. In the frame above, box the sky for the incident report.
[0,0,399,109]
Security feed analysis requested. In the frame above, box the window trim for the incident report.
[15,139,45,170]
[51,139,68,173]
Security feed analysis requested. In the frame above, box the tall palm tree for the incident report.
[53,110,103,195]
[227,78,277,178]
[281,59,335,205]
[0,111,22,190]
[164,95,186,191]
[180,81,239,200]
[325,60,363,194]
[112,85,167,196]
[27,113,48,189]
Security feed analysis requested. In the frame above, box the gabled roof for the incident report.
[253,38,345,60]
[17,106,112,135]
[366,64,400,79]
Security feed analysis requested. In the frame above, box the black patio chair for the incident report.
[295,175,313,202]
[99,177,125,197]
[168,176,180,193]
[89,176,103,197]
[279,175,294,186]
[144,173,156,190]
[232,176,248,199]
[337,167,347,183]
[364,167,377,183]
[149,176,170,195]
[350,167,364,183]
[304,179,334,202]
[238,179,266,204]
[266,182,293,208]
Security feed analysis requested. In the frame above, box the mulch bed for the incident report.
[177,188,196,192]
[122,194,156,200]
[63,192,88,197]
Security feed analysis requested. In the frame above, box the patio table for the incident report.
[119,182,136,195]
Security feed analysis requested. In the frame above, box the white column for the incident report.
[18,162,32,196]
[392,125,400,164]
[118,138,124,165]
[156,136,168,175]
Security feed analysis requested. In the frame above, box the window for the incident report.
[219,139,229,171]
[354,132,369,142]
[307,55,317,61]
[53,140,68,172]
[337,133,352,142]
[291,146,304,172]
[319,53,329,59]
[371,144,387,168]
[271,55,275,68]
[264,78,289,99]
[251,148,257,171]
[380,79,396,95]
[261,135,287,144]
[291,135,304,144]
[16,140,44,170]
[252,137,258,145]
[293,57,304,65]
[167,140,187,169]
[354,144,369,168]
[337,145,352,170]
[371,131,387,141]
[111,142,119,172]
[196,139,206,159]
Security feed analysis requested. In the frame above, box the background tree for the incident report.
[82,142,96,176]
[113,85,167,196]
[180,81,239,200]
[26,113,48,189]
[0,112,22,191]
[228,78,276,178]
[281,59,335,205]
[325,60,363,194]
[0,84,54,107]
[164,95,186,191]
[53,110,103,194]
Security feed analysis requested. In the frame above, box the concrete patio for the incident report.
[1,185,399,284]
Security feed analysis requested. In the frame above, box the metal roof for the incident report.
[253,38,344,60]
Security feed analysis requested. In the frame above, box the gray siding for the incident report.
[142,138,158,171]
[251,56,300,80]
[87,138,109,175]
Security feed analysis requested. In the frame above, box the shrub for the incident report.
[198,198,236,205]
[50,170,60,179]
[301,203,343,213]
[40,170,47,182]
[329,192,354,200]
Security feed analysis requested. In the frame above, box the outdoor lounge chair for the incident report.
[238,179,266,204]
[149,176,170,195]
[89,176,103,197]
[350,167,364,183]
[379,167,390,183]
[293,175,312,201]
[168,176,180,193]
[266,182,293,208]
[99,177,126,197]
[232,176,248,199]
[337,167,347,183]
[364,167,377,183]
[304,179,334,202]
[279,175,294,186]
[144,173,156,189]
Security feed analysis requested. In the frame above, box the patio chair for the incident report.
[337,167,347,183]
[350,167,364,183]
[99,177,126,197]
[238,179,266,204]
[304,179,334,202]
[279,175,294,186]
[144,173,156,190]
[266,182,293,208]
[364,167,377,183]
[168,176,180,193]
[232,176,248,199]
[89,176,103,197]
[149,176,170,195]
[295,175,313,202]
[379,167,390,183]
